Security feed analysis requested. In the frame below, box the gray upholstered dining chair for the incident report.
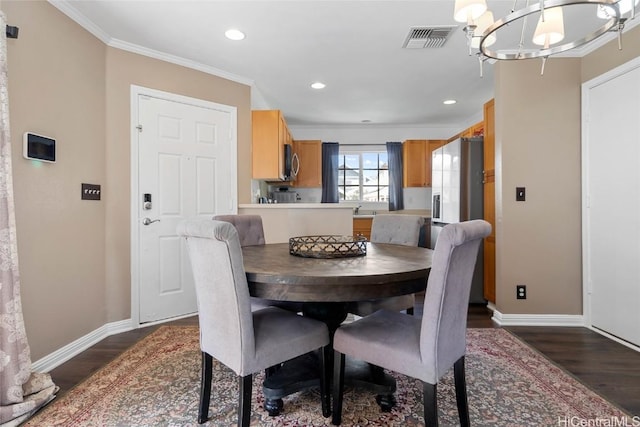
[332,219,491,426]
[213,214,266,247]
[213,214,302,313]
[349,214,425,316]
[178,219,331,426]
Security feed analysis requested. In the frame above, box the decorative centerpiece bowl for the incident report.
[289,235,367,258]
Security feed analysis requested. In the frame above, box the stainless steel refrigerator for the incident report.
[430,137,485,303]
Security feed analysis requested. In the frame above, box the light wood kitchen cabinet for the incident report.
[353,217,373,240]
[293,140,322,187]
[402,139,446,187]
[462,121,484,138]
[447,121,484,142]
[482,99,496,303]
[252,110,290,180]
[403,140,427,187]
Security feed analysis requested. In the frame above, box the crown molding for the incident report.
[572,15,640,57]
[48,0,112,44]
[109,38,254,86]
[48,0,254,87]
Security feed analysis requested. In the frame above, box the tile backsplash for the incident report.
[251,180,431,209]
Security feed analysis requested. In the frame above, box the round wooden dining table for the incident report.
[242,241,434,415]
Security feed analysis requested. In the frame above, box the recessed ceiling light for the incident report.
[443,99,457,105]
[225,29,245,41]
[311,82,326,89]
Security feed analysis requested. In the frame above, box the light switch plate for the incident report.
[82,183,101,201]
[516,187,526,202]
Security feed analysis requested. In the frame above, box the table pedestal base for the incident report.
[261,302,397,416]
[262,352,396,416]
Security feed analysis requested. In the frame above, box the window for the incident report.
[338,151,389,202]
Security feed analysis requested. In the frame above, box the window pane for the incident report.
[362,153,379,169]
[379,186,389,201]
[344,186,360,201]
[362,169,378,184]
[345,169,360,186]
[378,153,388,169]
[378,169,389,185]
[362,186,379,202]
[340,154,359,170]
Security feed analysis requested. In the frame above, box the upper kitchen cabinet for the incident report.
[403,140,427,187]
[293,140,322,187]
[252,110,292,180]
[461,122,484,138]
[402,139,445,187]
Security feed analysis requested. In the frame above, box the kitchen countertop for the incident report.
[355,209,431,219]
[381,209,431,217]
[239,204,430,218]
[239,203,352,209]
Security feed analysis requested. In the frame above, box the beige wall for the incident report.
[582,25,640,83]
[494,59,583,315]
[494,25,640,315]
[104,49,251,322]
[2,1,251,360]
[3,1,107,359]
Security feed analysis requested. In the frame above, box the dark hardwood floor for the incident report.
[47,305,640,417]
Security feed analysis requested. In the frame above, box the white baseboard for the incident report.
[492,310,585,327]
[32,319,135,373]
[589,326,640,353]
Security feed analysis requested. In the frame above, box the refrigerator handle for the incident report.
[433,194,441,220]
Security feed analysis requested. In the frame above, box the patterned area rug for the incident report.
[25,326,630,426]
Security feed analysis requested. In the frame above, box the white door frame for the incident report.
[130,85,238,328]
[581,55,640,352]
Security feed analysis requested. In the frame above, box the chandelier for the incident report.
[453,0,638,74]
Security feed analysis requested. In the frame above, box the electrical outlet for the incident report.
[516,285,527,300]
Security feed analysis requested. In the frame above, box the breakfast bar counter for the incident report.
[238,204,353,243]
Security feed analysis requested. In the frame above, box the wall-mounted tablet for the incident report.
[23,132,56,163]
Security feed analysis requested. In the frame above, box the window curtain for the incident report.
[321,142,339,203]
[386,141,404,211]
[0,13,58,427]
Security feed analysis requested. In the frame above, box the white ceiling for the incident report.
[50,0,638,127]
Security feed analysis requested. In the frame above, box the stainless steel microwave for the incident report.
[283,144,299,181]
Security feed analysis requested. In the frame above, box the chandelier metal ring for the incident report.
[479,0,621,60]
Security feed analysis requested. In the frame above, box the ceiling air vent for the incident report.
[402,26,457,49]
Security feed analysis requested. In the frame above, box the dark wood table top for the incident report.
[242,242,433,302]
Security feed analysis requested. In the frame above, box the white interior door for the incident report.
[584,62,640,347]
[134,90,236,323]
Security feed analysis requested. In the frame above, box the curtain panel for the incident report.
[386,142,404,211]
[321,142,339,203]
[0,13,57,427]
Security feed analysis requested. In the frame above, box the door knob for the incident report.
[142,218,160,226]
